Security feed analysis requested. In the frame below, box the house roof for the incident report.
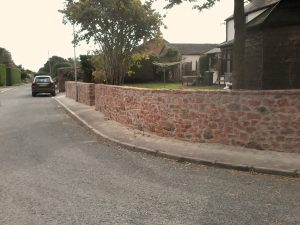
[218,40,234,48]
[247,0,300,29]
[205,48,221,54]
[220,0,300,47]
[169,43,218,55]
[246,6,275,29]
[244,0,280,14]
[226,0,280,20]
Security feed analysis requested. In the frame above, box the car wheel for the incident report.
[51,91,56,96]
[32,92,36,97]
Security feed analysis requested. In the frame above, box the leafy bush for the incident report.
[125,54,159,83]
[92,70,106,83]
[16,65,31,81]
[91,54,106,83]
[80,55,95,83]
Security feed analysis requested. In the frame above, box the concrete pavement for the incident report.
[54,94,300,177]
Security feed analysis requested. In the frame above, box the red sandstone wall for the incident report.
[65,81,95,106]
[95,84,300,153]
[65,81,76,99]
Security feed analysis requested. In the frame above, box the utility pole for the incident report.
[48,51,52,76]
[73,24,78,102]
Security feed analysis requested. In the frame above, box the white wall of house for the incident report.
[226,9,267,41]
[181,55,200,71]
[227,20,235,41]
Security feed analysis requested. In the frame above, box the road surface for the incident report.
[0,85,299,225]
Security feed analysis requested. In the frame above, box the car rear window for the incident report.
[35,77,51,83]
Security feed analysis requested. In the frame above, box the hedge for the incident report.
[0,64,6,86]
[6,67,21,86]
[11,68,21,85]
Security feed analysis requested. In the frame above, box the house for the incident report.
[134,40,217,82]
[167,43,217,76]
[219,0,300,89]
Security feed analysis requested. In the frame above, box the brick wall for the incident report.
[65,81,95,106]
[95,84,300,153]
[65,81,76,99]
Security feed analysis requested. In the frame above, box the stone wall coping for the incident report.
[66,81,95,86]
[95,84,300,96]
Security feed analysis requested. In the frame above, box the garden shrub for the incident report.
[80,55,95,83]
[91,54,106,83]
[92,70,105,83]
[125,54,159,83]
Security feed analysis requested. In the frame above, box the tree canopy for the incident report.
[164,0,221,11]
[0,47,15,68]
[38,56,69,77]
[16,65,34,80]
[61,0,163,85]
[159,46,182,63]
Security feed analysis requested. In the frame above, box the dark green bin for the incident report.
[203,71,214,86]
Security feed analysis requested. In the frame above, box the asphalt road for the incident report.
[0,85,299,225]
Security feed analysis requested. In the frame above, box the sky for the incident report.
[0,0,233,72]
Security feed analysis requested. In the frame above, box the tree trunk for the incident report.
[232,0,246,89]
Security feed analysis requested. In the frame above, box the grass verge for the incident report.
[125,82,224,90]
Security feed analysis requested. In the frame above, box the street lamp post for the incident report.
[73,24,78,102]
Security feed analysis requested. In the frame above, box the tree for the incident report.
[61,0,163,85]
[38,56,69,77]
[164,0,246,89]
[159,46,181,63]
[53,61,72,78]
[16,65,29,80]
[0,47,15,68]
[80,55,95,83]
